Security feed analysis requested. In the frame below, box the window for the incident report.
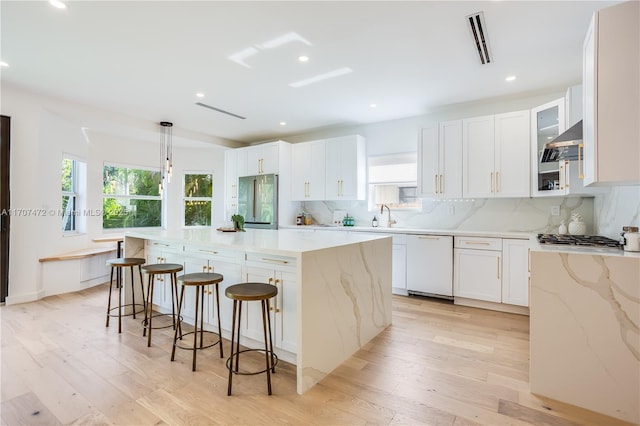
[61,157,78,232]
[61,156,87,233]
[368,153,420,210]
[103,164,162,229]
[183,173,213,227]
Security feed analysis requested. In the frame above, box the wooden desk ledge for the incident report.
[39,247,116,263]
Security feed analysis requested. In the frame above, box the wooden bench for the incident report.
[39,247,117,297]
[39,247,116,262]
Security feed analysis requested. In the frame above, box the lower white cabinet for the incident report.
[145,240,183,311]
[406,234,453,298]
[453,236,530,307]
[392,236,407,292]
[243,254,297,354]
[502,239,530,307]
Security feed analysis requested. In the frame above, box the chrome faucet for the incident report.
[380,204,396,227]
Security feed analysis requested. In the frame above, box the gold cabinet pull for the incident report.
[198,249,219,255]
[490,172,494,193]
[152,242,169,247]
[440,174,444,194]
[434,175,438,194]
[465,241,490,246]
[496,171,500,193]
[419,236,440,240]
[268,277,274,284]
[578,143,584,179]
[497,257,501,280]
[261,258,289,265]
[202,265,207,273]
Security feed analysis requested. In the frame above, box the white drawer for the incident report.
[183,244,237,262]
[454,236,502,251]
[146,240,181,253]
[245,252,297,271]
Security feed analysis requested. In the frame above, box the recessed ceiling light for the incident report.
[0,61,8,68]
[369,103,377,108]
[49,0,67,9]
[196,92,205,98]
[505,75,517,82]
[298,55,309,62]
[280,122,287,126]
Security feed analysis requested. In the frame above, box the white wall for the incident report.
[1,84,234,304]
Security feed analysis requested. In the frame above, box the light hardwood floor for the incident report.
[1,284,632,426]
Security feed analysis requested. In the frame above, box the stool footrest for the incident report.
[107,303,145,318]
[141,313,182,330]
[173,330,222,351]
[226,349,278,376]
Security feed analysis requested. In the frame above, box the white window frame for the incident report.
[102,162,163,230]
[62,154,87,235]
[367,153,421,211]
[182,171,214,228]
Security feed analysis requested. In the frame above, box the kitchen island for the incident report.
[530,246,640,424]
[123,228,392,394]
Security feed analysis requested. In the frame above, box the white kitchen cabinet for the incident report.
[501,239,530,307]
[291,140,326,200]
[462,115,495,198]
[243,254,297,354]
[494,110,530,198]
[454,237,502,303]
[418,120,462,199]
[406,234,453,298]
[392,236,407,292]
[463,112,530,199]
[144,240,183,311]
[324,135,366,200]
[530,98,567,197]
[246,142,279,175]
[582,1,639,186]
[224,149,239,218]
[181,245,241,332]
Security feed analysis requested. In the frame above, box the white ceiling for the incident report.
[0,1,619,144]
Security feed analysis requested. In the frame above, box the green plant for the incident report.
[231,214,245,231]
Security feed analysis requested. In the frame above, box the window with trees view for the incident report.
[183,173,213,227]
[62,157,78,232]
[103,164,162,229]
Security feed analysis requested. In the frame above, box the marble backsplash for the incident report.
[299,197,595,235]
[594,186,640,240]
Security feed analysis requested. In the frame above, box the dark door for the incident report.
[0,115,10,303]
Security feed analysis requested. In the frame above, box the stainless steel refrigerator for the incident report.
[237,174,278,229]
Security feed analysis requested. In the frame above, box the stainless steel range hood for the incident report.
[540,120,582,162]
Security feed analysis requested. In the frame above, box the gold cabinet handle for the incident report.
[261,258,289,265]
[578,143,584,179]
[564,160,569,189]
[465,241,490,246]
[434,175,438,194]
[490,172,494,193]
[198,249,219,255]
[496,171,500,193]
[440,174,444,194]
[497,257,501,280]
[268,277,274,284]
[419,236,440,240]
[202,265,207,272]
[152,242,169,247]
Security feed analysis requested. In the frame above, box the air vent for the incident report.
[467,11,492,65]
[195,102,246,120]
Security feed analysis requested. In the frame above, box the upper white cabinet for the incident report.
[582,1,639,186]
[530,99,566,197]
[245,142,280,175]
[418,120,462,199]
[324,135,366,200]
[462,111,530,198]
[224,149,239,217]
[291,140,326,201]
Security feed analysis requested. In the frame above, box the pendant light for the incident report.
[159,121,173,193]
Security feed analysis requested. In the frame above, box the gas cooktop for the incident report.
[537,234,622,248]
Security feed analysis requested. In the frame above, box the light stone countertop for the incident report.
[125,228,390,257]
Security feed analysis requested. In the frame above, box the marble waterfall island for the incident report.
[124,228,392,394]
[530,248,640,424]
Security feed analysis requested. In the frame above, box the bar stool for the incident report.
[105,257,146,333]
[171,272,224,371]
[141,263,183,347]
[226,282,278,396]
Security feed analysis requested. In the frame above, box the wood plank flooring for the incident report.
[1,284,633,425]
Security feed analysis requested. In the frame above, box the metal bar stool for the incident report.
[141,263,183,347]
[105,257,146,333]
[171,272,224,371]
[226,282,278,396]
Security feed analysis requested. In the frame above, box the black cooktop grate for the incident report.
[537,234,621,248]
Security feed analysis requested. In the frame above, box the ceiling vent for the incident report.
[467,11,492,65]
[195,102,246,120]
